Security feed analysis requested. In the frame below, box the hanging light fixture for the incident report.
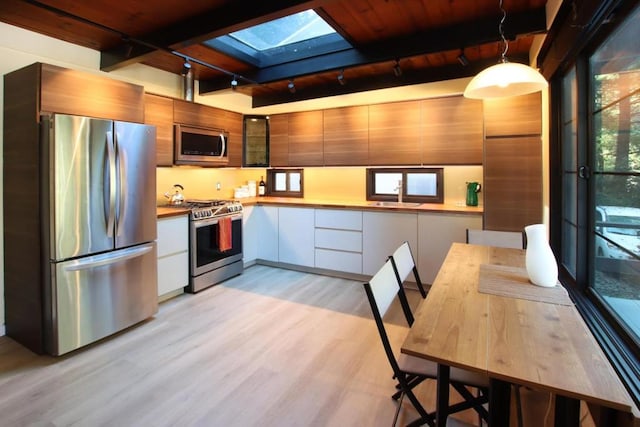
[231,75,238,90]
[287,79,296,94]
[463,0,547,99]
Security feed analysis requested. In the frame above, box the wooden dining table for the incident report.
[401,242,636,427]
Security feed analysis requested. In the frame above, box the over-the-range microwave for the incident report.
[174,124,229,166]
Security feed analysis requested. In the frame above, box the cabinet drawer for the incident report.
[315,228,362,252]
[157,216,189,258]
[315,249,362,274]
[157,252,189,296]
[315,209,362,230]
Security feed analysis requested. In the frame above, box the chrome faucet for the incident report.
[395,180,403,203]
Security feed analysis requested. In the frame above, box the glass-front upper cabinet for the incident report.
[243,115,269,167]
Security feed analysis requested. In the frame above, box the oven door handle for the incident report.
[193,213,242,228]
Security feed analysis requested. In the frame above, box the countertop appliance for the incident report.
[180,199,243,292]
[174,124,229,166]
[39,114,158,355]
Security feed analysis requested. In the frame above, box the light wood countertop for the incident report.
[157,206,190,219]
[238,196,483,215]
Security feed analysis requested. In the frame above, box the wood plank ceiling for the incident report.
[0,0,548,106]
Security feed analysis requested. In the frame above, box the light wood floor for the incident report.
[0,265,590,427]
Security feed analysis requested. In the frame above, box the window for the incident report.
[589,9,640,343]
[266,169,303,197]
[366,168,444,203]
[554,0,640,404]
[204,10,350,68]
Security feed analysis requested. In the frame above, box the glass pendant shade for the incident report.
[463,62,548,99]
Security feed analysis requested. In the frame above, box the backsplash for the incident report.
[156,165,483,206]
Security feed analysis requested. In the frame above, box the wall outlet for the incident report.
[216,182,221,191]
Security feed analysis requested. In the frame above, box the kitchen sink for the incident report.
[368,201,422,207]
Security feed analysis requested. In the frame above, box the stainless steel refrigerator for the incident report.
[42,114,158,355]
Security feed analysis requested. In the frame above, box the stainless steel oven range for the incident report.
[183,199,243,293]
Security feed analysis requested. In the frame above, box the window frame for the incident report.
[266,168,304,198]
[550,0,640,406]
[366,167,444,204]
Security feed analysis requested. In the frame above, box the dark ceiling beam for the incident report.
[101,0,319,71]
[199,8,546,93]
[250,54,530,107]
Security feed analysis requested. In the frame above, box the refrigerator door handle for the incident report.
[63,244,154,272]
[114,132,128,237]
[106,131,117,238]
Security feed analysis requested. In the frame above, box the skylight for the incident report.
[204,9,350,68]
[229,10,335,51]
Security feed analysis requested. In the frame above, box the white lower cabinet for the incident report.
[242,204,482,283]
[157,215,189,297]
[278,207,315,267]
[417,212,482,284]
[258,206,279,262]
[314,209,363,274]
[362,211,418,276]
[242,205,258,264]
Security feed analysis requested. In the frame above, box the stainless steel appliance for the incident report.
[174,124,229,166]
[42,114,158,355]
[182,199,243,293]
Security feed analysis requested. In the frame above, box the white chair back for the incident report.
[391,241,414,282]
[367,259,399,317]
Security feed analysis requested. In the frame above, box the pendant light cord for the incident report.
[498,0,509,63]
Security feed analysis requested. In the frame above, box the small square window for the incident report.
[266,169,304,197]
[367,168,444,204]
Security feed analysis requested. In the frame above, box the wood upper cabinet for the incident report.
[323,105,369,166]
[173,99,242,166]
[483,92,542,137]
[173,99,224,129]
[269,114,289,167]
[288,110,323,166]
[144,94,174,166]
[421,96,483,164]
[482,92,543,231]
[225,110,243,167]
[368,100,421,165]
[37,63,145,123]
[483,136,542,231]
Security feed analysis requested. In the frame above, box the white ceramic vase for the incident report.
[524,224,558,287]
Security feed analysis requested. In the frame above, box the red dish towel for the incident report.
[218,217,232,252]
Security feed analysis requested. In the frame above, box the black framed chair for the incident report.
[363,259,489,427]
[389,241,427,299]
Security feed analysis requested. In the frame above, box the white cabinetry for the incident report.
[417,212,482,284]
[362,211,418,275]
[157,215,189,298]
[278,207,315,267]
[315,209,363,274]
[242,205,258,265]
[258,206,279,262]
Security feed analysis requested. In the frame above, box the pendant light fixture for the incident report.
[463,0,547,99]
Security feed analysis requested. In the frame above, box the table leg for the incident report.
[436,364,450,427]
[489,378,510,427]
[554,395,580,427]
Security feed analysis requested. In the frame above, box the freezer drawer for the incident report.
[48,242,158,355]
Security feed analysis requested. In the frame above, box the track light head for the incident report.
[181,60,192,76]
[392,59,402,77]
[287,79,296,94]
[457,50,469,66]
[231,75,238,90]
[337,69,346,86]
